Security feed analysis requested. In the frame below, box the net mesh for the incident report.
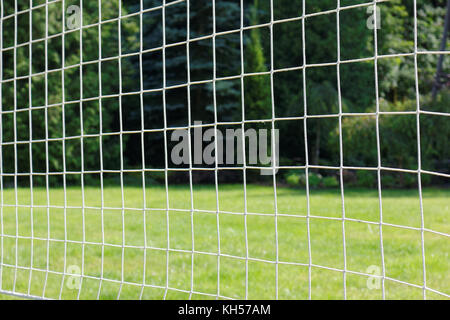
[0,0,448,300]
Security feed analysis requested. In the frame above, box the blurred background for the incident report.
[1,0,448,189]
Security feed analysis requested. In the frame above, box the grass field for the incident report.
[0,184,448,300]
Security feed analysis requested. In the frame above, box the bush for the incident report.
[382,174,396,189]
[356,171,376,188]
[286,173,301,187]
[421,174,432,186]
[145,171,169,185]
[403,174,417,188]
[323,176,339,188]
[382,173,419,189]
[300,172,322,188]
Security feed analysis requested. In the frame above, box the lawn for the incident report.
[0,184,448,300]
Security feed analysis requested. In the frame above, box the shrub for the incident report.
[286,173,301,187]
[403,174,417,188]
[382,174,397,189]
[300,172,322,188]
[145,171,170,185]
[323,176,339,188]
[421,174,432,186]
[331,92,449,188]
[356,171,376,188]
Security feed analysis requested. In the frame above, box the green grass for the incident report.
[0,185,448,300]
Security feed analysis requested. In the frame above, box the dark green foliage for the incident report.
[285,172,301,187]
[282,171,339,189]
[356,171,377,188]
[323,176,339,188]
[2,1,136,184]
[1,0,448,187]
[244,0,271,120]
[304,172,323,189]
[336,91,449,188]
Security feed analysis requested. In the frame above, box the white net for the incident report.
[0,0,448,300]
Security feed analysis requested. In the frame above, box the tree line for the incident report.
[1,0,448,188]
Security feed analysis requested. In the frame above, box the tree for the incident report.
[127,0,243,168]
[244,0,272,121]
[1,1,138,183]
